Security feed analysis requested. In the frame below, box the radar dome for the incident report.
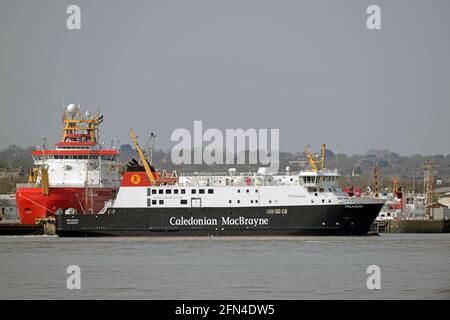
[66,104,78,115]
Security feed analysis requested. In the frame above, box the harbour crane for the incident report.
[373,166,380,198]
[143,132,156,166]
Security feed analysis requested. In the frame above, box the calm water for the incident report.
[0,234,449,299]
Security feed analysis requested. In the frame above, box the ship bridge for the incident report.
[299,169,340,190]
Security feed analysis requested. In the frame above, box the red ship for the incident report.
[16,104,122,225]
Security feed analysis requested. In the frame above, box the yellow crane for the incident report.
[373,166,380,198]
[392,176,400,193]
[305,144,326,172]
[129,128,156,184]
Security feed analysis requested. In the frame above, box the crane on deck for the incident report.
[129,128,156,184]
[305,144,326,173]
[129,128,178,186]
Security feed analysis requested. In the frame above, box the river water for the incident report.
[0,234,449,299]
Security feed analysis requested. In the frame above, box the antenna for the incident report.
[42,136,47,166]
[336,144,340,172]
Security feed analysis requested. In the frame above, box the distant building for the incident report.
[0,171,20,179]
[0,194,18,221]
[438,192,450,208]
[428,202,450,220]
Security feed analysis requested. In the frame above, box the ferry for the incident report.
[56,135,384,237]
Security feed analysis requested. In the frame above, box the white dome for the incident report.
[66,104,78,115]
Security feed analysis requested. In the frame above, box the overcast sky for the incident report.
[1,0,449,155]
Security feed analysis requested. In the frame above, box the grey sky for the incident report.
[1,0,449,155]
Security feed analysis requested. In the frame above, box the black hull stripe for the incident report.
[56,203,384,237]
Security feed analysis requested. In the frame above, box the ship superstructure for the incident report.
[16,104,121,224]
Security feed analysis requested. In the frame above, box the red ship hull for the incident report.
[16,187,117,225]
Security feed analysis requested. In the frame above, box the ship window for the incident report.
[322,199,325,203]
[147,189,151,196]
[251,200,253,203]
[208,189,213,194]
[255,200,258,203]
[237,200,240,204]
[159,189,163,194]
[237,189,240,193]
[319,188,324,193]
[180,199,187,205]
[229,200,232,204]
[152,200,157,205]
[166,189,172,194]
[199,189,205,194]
[152,189,156,194]
[147,199,151,207]
[246,189,249,193]
[174,189,179,194]
[191,189,196,194]
[159,200,164,205]
[269,200,272,204]
[181,189,186,194]
[255,189,258,193]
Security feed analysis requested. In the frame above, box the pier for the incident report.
[371,219,450,233]
[0,220,44,236]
